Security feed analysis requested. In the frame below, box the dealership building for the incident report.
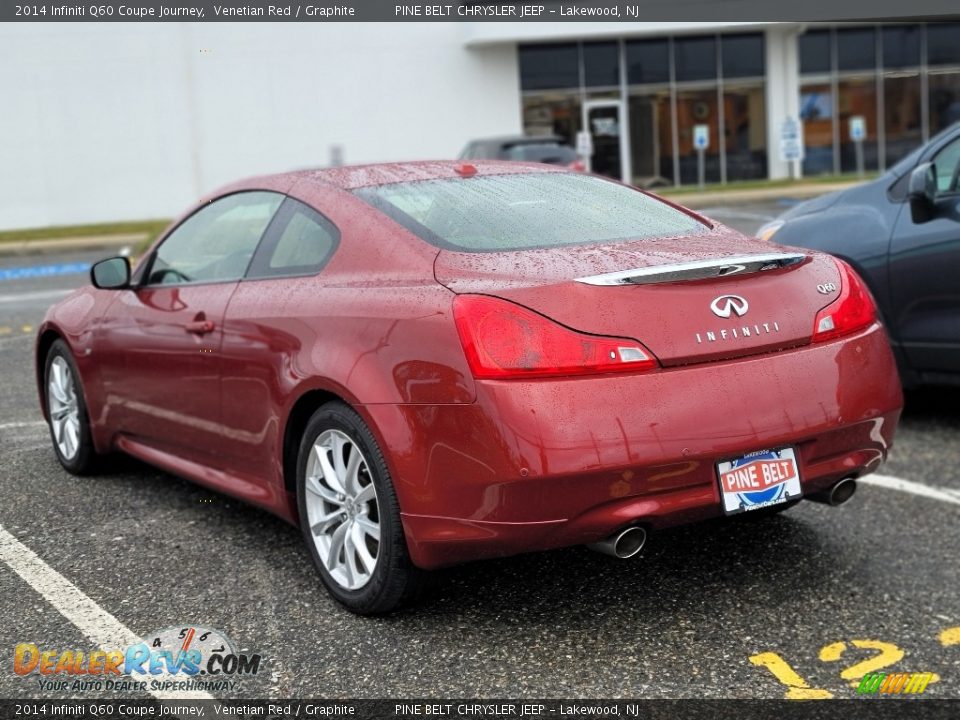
[3,20,959,228]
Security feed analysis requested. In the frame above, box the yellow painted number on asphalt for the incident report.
[940,627,960,647]
[748,652,833,699]
[818,640,907,686]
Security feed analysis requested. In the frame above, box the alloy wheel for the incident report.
[48,356,80,461]
[303,429,381,590]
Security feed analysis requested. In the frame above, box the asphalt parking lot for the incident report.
[1,199,958,701]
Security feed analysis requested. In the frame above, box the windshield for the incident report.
[355,172,708,252]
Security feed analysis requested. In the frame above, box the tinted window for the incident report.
[147,192,282,285]
[799,30,831,74]
[246,199,339,279]
[721,34,764,78]
[519,44,579,91]
[674,36,717,82]
[836,28,876,72]
[882,25,921,69]
[927,23,960,66]
[583,41,619,87]
[933,137,960,192]
[503,143,576,164]
[626,39,670,84]
[356,173,707,252]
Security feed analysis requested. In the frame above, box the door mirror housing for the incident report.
[90,256,131,289]
[908,162,937,224]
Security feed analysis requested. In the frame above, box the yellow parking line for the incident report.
[0,326,11,336]
[21,325,32,333]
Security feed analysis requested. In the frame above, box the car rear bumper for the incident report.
[364,324,902,569]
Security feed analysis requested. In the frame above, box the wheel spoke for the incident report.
[351,523,377,573]
[355,516,380,542]
[310,510,343,537]
[326,521,348,571]
[332,433,348,482]
[305,472,342,506]
[316,447,346,495]
[344,447,362,496]
[343,530,359,585]
[355,483,376,506]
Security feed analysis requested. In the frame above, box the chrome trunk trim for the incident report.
[574,252,807,286]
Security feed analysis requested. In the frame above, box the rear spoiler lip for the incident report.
[574,252,808,286]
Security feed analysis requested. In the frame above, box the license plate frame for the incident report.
[716,447,802,515]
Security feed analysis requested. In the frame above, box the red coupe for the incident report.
[37,162,903,613]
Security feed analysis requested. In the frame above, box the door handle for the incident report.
[185,320,215,335]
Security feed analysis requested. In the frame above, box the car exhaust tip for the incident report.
[809,477,857,506]
[587,526,647,559]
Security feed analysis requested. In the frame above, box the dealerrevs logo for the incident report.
[14,625,262,694]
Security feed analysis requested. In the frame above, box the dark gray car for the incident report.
[759,123,960,388]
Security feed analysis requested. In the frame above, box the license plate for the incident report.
[716,448,802,515]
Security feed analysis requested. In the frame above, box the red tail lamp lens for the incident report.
[812,260,877,343]
[453,295,657,379]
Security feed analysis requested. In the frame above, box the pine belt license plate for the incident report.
[716,448,802,514]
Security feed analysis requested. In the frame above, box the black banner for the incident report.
[3,0,960,23]
[3,700,960,720]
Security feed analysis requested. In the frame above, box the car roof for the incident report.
[240,160,567,192]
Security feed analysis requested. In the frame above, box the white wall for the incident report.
[0,23,520,229]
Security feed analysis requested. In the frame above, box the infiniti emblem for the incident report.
[710,294,749,318]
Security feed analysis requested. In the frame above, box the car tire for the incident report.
[44,339,99,475]
[296,401,424,614]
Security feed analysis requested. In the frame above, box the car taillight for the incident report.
[453,294,658,379]
[812,260,877,343]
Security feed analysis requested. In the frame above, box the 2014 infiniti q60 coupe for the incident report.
[38,161,903,613]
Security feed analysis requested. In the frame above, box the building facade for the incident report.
[2,21,959,229]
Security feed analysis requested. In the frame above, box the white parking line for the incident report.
[0,420,46,430]
[860,474,960,507]
[0,525,212,701]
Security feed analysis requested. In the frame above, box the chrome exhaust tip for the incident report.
[587,526,647,559]
[809,477,857,506]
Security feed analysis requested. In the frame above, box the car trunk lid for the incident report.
[434,228,841,367]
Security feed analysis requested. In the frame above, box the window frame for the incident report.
[243,197,341,281]
[139,190,285,289]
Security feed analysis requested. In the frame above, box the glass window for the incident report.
[629,91,674,185]
[583,41,619,88]
[838,77,879,173]
[883,74,923,165]
[927,23,960,66]
[356,174,707,252]
[799,30,831,74]
[721,34,765,79]
[836,28,876,72]
[522,94,582,147]
[723,85,768,180]
[928,71,960,135]
[246,200,339,279]
[882,25,921,69]
[519,44,579,91]
[676,88,721,184]
[800,83,836,175]
[147,192,282,286]
[674,36,717,82]
[933,137,960,192]
[626,39,670,85]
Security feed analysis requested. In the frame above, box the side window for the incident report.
[245,199,339,279]
[933,137,960,193]
[147,192,283,286]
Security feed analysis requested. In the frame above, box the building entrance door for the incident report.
[582,100,631,184]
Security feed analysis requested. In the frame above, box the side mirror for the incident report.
[908,162,937,224]
[90,256,131,289]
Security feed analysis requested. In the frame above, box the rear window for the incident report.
[503,143,577,164]
[355,173,707,252]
